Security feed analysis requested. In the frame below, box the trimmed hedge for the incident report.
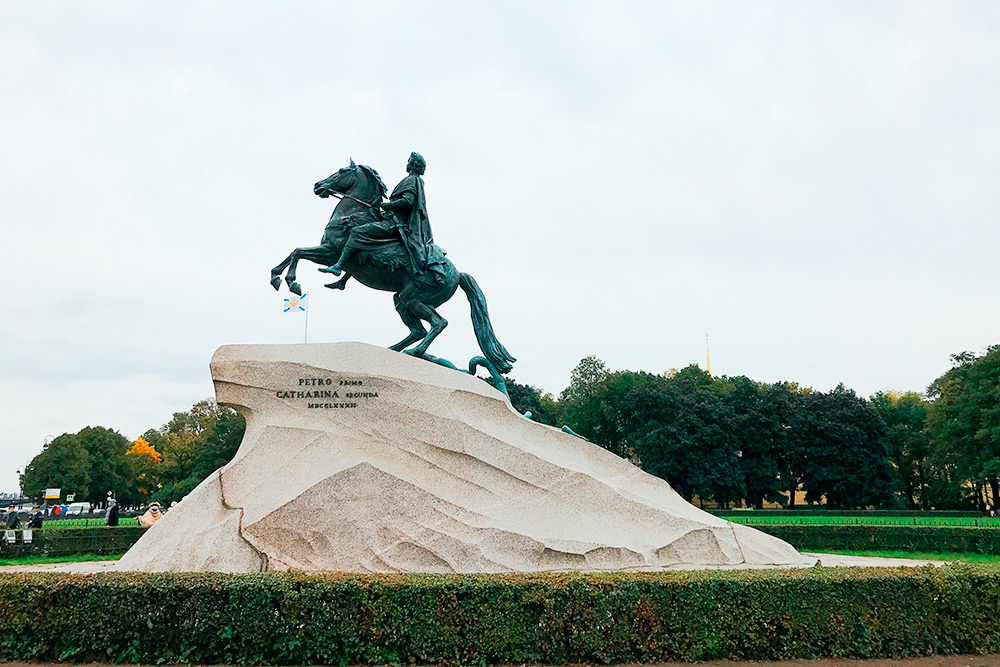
[755,525,1000,555]
[0,527,145,559]
[1,567,999,664]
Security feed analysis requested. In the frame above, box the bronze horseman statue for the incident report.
[270,153,516,386]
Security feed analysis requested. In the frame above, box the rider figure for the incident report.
[322,152,433,277]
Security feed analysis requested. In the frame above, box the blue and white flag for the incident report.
[283,293,307,312]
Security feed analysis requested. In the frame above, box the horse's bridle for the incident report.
[331,191,380,209]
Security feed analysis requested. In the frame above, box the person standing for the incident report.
[5,507,21,529]
[105,500,119,527]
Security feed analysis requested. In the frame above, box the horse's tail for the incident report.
[459,272,516,375]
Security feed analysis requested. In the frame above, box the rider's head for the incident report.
[407,152,426,175]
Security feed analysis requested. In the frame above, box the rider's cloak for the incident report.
[389,173,433,275]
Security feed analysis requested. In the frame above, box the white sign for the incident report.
[44,488,60,499]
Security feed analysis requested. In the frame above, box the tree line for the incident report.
[19,345,1000,513]
[20,400,245,508]
[508,346,1000,512]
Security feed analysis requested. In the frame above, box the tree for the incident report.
[623,367,743,507]
[726,379,803,509]
[20,434,91,503]
[926,347,1000,512]
[153,399,246,505]
[559,356,650,457]
[75,426,132,505]
[506,379,560,426]
[125,436,162,505]
[558,356,612,444]
[796,385,892,509]
[870,391,934,509]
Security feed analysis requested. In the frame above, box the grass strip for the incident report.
[0,553,121,567]
[815,550,1000,564]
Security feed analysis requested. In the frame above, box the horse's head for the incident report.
[314,158,387,202]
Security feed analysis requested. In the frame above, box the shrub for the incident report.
[756,525,1000,555]
[1,567,999,664]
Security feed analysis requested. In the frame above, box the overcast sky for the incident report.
[2,2,999,492]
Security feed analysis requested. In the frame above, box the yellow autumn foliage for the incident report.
[127,436,162,463]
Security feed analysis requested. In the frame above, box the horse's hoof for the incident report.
[270,275,281,291]
[403,348,424,357]
[288,282,302,296]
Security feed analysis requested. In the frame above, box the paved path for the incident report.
[0,552,945,574]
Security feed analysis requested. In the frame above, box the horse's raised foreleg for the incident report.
[400,299,448,358]
[389,293,428,351]
[270,253,294,290]
[284,245,337,296]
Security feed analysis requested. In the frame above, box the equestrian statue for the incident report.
[270,152,516,388]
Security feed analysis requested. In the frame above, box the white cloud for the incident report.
[1,2,999,489]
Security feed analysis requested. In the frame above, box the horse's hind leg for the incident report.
[401,300,448,358]
[389,294,428,351]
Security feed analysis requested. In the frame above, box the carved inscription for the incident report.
[275,378,380,409]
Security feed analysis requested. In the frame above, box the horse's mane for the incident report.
[358,164,387,200]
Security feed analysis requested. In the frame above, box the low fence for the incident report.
[717,513,998,527]
[4,524,1000,563]
[0,526,146,559]
[40,517,141,529]
[706,506,983,519]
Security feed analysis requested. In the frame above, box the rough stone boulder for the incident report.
[117,343,816,573]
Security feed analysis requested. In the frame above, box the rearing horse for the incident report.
[269,160,516,376]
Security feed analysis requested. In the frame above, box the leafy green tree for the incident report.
[20,434,91,503]
[559,356,644,457]
[623,367,743,506]
[506,379,560,426]
[75,426,132,505]
[153,400,246,505]
[926,347,1000,512]
[797,385,892,509]
[559,356,611,443]
[870,391,934,508]
[726,379,804,509]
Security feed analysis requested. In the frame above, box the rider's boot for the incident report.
[319,246,353,275]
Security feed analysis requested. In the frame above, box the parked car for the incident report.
[65,502,93,515]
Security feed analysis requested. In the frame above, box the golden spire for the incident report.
[706,333,711,376]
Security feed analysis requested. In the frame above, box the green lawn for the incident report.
[724,515,1000,527]
[0,553,122,567]
[814,549,1000,563]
